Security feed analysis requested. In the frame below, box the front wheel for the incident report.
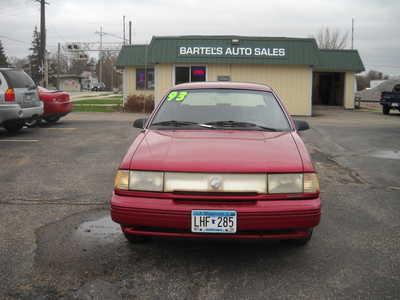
[3,121,24,133]
[382,105,390,115]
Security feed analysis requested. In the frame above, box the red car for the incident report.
[111,82,321,245]
[37,86,72,123]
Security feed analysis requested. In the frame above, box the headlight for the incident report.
[268,174,303,194]
[268,173,319,194]
[114,170,130,190]
[129,171,164,192]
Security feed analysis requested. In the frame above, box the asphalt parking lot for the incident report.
[0,109,399,300]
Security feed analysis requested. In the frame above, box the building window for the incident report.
[175,66,206,85]
[136,68,154,90]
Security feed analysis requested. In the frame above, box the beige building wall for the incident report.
[154,63,174,103]
[123,67,154,104]
[344,72,355,109]
[207,64,232,81]
[228,64,312,116]
[152,63,312,115]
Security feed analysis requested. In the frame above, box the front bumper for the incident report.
[111,194,321,239]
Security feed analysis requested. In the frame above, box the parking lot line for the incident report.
[45,128,77,130]
[0,139,39,142]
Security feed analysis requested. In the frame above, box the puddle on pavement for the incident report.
[74,216,121,242]
[368,150,400,160]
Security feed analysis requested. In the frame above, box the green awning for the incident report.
[315,49,365,72]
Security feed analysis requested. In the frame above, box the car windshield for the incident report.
[150,89,291,131]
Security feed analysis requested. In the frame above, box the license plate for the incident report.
[191,210,237,233]
[25,95,32,101]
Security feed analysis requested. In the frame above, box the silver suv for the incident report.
[0,68,43,133]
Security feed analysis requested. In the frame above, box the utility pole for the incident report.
[57,42,60,90]
[40,0,46,87]
[35,0,49,87]
[95,26,105,84]
[351,18,354,49]
[123,16,126,45]
[129,21,132,45]
[99,26,103,85]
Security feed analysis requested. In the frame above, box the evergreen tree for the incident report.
[0,40,8,66]
[28,26,41,84]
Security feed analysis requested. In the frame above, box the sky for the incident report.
[0,0,399,75]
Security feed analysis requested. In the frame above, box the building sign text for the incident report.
[178,46,286,57]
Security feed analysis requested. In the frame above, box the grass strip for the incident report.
[72,105,121,112]
[73,98,123,105]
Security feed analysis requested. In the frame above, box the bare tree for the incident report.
[48,49,69,75]
[315,27,349,49]
[96,51,121,90]
[8,57,29,69]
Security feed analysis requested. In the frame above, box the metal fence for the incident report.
[354,96,380,109]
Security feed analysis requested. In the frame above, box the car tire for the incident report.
[123,232,151,244]
[382,105,390,115]
[285,229,313,246]
[3,121,24,133]
[44,116,60,124]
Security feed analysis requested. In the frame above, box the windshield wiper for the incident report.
[151,120,214,128]
[204,120,277,131]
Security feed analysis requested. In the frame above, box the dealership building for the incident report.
[116,35,364,116]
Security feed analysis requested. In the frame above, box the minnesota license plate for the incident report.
[191,210,237,233]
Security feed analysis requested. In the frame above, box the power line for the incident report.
[0,34,30,45]
[0,4,35,16]
[48,27,68,43]
[365,65,400,69]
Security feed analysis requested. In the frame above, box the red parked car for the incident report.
[34,87,72,124]
[111,82,321,245]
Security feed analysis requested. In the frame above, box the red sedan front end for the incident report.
[111,82,321,244]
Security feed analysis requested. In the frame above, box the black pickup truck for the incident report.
[380,84,400,115]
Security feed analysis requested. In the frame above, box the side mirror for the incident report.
[133,118,147,129]
[294,120,310,131]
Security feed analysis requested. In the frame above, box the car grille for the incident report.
[172,191,259,202]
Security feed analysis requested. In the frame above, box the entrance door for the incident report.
[312,72,345,106]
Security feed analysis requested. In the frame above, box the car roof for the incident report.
[173,81,273,92]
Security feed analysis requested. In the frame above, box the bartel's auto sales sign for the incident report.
[178,46,286,57]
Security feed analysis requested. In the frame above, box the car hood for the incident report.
[129,130,304,173]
